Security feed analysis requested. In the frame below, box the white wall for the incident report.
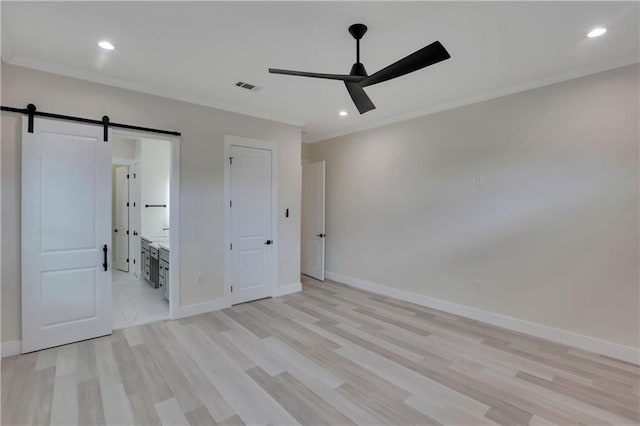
[306,64,639,352]
[112,137,136,159]
[140,138,171,237]
[1,63,302,344]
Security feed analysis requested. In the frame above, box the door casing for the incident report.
[224,135,278,305]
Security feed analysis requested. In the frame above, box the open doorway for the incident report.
[111,135,173,329]
[301,161,326,281]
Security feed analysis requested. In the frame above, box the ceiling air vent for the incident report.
[235,81,260,91]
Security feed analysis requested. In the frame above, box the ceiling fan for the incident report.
[268,23,451,114]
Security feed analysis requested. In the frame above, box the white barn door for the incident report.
[22,117,112,353]
[302,161,326,281]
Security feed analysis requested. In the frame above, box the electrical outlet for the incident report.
[475,176,484,187]
[474,280,481,291]
[196,275,203,286]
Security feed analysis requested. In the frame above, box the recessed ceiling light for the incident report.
[339,111,348,116]
[587,27,607,38]
[98,40,115,50]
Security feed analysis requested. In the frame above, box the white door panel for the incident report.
[114,166,129,272]
[302,161,326,280]
[22,117,112,353]
[230,145,273,304]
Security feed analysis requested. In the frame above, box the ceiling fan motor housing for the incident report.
[350,62,368,77]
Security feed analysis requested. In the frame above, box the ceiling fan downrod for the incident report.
[348,23,368,77]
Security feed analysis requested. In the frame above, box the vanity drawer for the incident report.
[141,238,150,250]
[150,247,159,259]
[159,248,170,263]
[159,274,165,289]
[159,261,167,278]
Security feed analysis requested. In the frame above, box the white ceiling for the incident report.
[2,2,638,142]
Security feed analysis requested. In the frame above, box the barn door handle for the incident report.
[103,245,108,271]
[316,233,326,238]
[264,240,273,245]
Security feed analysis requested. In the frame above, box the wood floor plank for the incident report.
[155,397,190,426]
[77,340,99,383]
[337,382,441,425]
[192,317,256,372]
[247,366,356,425]
[129,391,162,426]
[77,377,106,426]
[166,321,298,425]
[2,353,38,425]
[95,337,135,426]
[261,335,344,389]
[3,275,638,425]
[139,325,203,414]
[35,348,58,372]
[156,323,237,423]
[31,366,56,426]
[124,326,145,347]
[50,373,77,426]
[184,405,217,426]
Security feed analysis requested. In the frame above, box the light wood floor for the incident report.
[2,276,639,426]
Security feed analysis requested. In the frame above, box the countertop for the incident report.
[142,235,170,251]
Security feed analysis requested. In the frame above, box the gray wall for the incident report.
[306,64,639,348]
[1,63,302,343]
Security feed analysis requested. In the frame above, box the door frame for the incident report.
[111,129,180,320]
[111,159,135,275]
[224,135,279,304]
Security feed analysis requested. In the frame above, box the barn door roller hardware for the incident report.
[1,103,181,142]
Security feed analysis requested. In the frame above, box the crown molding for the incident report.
[304,55,640,143]
[3,55,307,128]
[4,52,637,144]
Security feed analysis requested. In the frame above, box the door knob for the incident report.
[316,233,326,238]
[264,240,273,245]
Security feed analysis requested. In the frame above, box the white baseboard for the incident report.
[172,297,230,320]
[275,282,302,297]
[325,271,640,365]
[2,340,22,358]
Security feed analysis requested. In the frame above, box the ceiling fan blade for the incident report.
[360,41,450,88]
[269,68,365,82]
[344,82,376,114]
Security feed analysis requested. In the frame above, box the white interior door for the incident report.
[22,117,112,353]
[302,161,326,281]
[230,145,273,304]
[114,166,129,272]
